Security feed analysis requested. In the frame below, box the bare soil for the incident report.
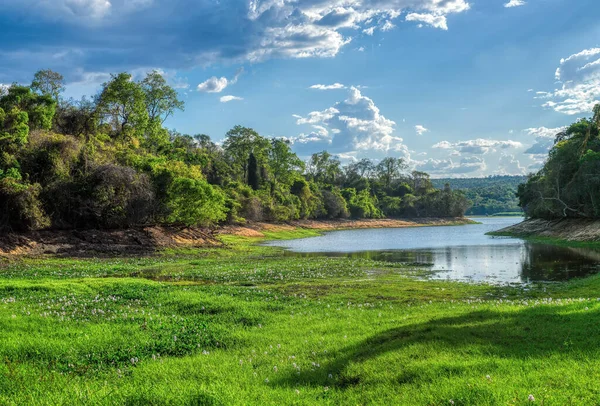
[0,218,472,258]
[219,218,473,238]
[493,218,600,242]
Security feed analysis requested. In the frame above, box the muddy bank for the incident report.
[0,218,473,258]
[220,217,474,238]
[490,218,600,242]
[0,226,222,258]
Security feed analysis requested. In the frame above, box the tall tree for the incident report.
[96,73,149,138]
[268,138,304,185]
[141,70,184,124]
[223,126,269,184]
[376,157,407,189]
[31,69,65,102]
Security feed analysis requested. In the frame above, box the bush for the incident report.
[166,177,227,227]
[0,174,50,231]
[320,189,348,219]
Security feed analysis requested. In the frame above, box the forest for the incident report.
[432,176,525,216]
[518,105,600,219]
[0,70,471,232]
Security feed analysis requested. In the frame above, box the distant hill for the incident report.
[431,176,527,216]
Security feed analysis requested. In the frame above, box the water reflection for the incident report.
[283,243,600,283]
[266,218,600,284]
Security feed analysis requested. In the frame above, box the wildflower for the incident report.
[486,375,491,380]
[528,394,535,402]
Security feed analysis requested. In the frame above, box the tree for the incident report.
[141,70,184,124]
[223,126,270,184]
[247,152,260,190]
[307,151,342,184]
[376,157,406,189]
[268,138,304,185]
[0,85,56,131]
[31,69,65,102]
[96,73,149,138]
[166,177,228,226]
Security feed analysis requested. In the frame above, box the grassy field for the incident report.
[1,231,600,405]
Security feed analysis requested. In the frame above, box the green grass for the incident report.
[1,230,600,405]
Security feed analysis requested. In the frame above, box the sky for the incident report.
[1,0,599,177]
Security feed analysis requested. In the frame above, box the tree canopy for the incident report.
[0,69,471,232]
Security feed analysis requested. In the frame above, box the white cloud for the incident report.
[291,86,408,158]
[1,0,472,82]
[523,126,566,155]
[220,95,244,103]
[309,83,346,90]
[539,48,600,115]
[504,0,526,8]
[415,125,429,135]
[433,138,523,154]
[497,154,526,175]
[415,156,486,175]
[197,77,229,93]
[405,13,448,30]
[197,68,244,93]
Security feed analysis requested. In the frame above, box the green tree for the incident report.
[376,157,406,189]
[141,70,184,124]
[31,69,65,102]
[167,177,228,226]
[268,138,304,185]
[96,73,149,138]
[223,126,270,184]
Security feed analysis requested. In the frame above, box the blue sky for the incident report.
[1,0,599,177]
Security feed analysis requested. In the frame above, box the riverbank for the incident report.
[2,226,600,404]
[489,218,600,244]
[0,217,474,258]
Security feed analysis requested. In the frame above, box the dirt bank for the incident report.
[0,218,473,258]
[491,218,600,242]
[0,226,222,258]
[219,217,474,238]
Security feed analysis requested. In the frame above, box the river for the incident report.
[263,217,600,284]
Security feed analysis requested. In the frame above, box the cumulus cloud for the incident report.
[497,154,526,175]
[415,125,429,135]
[433,138,523,154]
[309,83,346,90]
[0,0,472,82]
[523,126,566,155]
[539,48,600,115]
[405,13,449,30]
[415,156,486,175]
[504,0,526,7]
[220,95,243,103]
[197,68,244,93]
[291,86,408,158]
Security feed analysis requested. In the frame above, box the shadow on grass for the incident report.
[273,305,600,388]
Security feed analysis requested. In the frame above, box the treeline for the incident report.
[518,105,600,218]
[0,70,470,232]
[432,176,525,216]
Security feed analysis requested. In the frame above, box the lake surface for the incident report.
[263,218,600,284]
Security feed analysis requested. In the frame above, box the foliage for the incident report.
[0,69,472,232]
[518,105,600,218]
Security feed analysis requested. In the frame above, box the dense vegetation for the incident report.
[0,70,470,232]
[518,105,600,219]
[432,176,525,216]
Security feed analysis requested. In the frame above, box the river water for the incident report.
[263,217,600,284]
